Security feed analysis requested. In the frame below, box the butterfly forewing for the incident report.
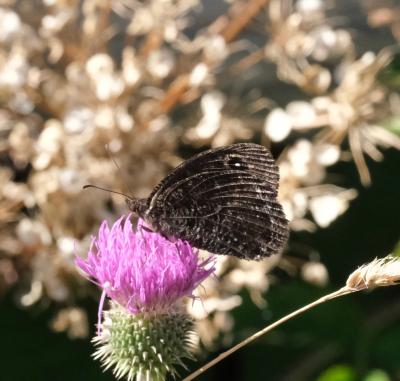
[138,143,288,260]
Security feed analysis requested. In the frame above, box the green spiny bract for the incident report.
[93,304,195,381]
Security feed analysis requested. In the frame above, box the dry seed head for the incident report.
[346,256,400,290]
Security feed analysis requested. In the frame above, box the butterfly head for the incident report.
[126,197,147,217]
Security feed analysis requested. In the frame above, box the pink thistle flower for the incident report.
[76,215,215,380]
[76,215,215,318]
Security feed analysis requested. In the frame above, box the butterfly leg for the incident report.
[141,225,155,233]
[140,223,178,245]
[174,241,181,255]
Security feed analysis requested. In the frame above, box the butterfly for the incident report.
[124,143,289,260]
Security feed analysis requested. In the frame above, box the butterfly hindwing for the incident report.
[142,143,288,260]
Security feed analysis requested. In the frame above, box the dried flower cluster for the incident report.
[0,0,399,349]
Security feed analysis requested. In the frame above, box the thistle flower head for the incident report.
[76,215,215,315]
[76,215,215,381]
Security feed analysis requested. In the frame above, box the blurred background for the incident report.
[0,0,400,380]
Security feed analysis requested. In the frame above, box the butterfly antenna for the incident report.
[82,185,134,200]
[104,144,134,195]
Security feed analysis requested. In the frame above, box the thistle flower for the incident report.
[76,215,215,381]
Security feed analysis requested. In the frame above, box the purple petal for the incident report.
[75,215,215,315]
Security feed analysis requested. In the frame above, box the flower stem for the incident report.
[183,286,355,381]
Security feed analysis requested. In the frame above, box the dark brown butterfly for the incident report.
[124,143,289,260]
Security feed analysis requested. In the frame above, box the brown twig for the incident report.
[159,75,191,114]
[138,30,163,58]
[158,0,271,116]
[230,48,265,75]
[222,0,270,43]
